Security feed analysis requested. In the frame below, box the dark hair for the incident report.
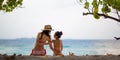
[55,31,63,38]
[42,30,51,38]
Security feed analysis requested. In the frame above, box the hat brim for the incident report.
[41,29,54,31]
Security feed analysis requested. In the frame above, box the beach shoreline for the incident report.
[0,54,120,60]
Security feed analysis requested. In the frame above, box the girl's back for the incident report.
[53,40,62,51]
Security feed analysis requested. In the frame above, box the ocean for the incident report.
[0,38,120,56]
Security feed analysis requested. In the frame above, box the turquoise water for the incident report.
[0,38,120,56]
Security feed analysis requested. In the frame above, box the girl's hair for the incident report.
[42,30,51,38]
[55,31,63,38]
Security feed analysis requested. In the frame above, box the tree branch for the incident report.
[83,12,120,22]
[87,8,91,13]
[116,10,120,19]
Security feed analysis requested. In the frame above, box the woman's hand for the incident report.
[44,43,49,45]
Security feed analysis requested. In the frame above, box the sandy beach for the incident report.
[0,55,120,60]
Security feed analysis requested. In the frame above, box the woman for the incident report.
[31,25,54,56]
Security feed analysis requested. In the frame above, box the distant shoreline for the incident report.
[0,38,114,40]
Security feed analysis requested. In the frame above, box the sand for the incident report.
[0,55,120,60]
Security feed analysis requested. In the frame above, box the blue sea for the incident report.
[0,38,120,56]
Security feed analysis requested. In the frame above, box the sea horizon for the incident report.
[0,37,115,40]
[0,38,120,56]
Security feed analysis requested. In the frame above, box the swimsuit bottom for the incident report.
[31,49,46,56]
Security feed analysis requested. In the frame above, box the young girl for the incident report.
[52,31,64,56]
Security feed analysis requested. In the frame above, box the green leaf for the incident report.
[99,1,102,5]
[101,7,105,13]
[93,12,100,19]
[84,2,89,9]
[0,0,4,5]
[92,0,98,8]
[0,0,23,12]
[107,7,111,12]
[0,6,2,10]
[80,0,82,2]
[94,7,98,13]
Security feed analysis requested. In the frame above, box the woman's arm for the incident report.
[44,39,53,45]
[44,41,49,45]
[47,38,54,51]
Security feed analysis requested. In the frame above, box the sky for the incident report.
[0,0,120,39]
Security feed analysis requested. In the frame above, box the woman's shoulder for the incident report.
[37,32,42,36]
[38,32,42,34]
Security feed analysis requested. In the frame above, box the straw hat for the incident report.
[42,25,54,31]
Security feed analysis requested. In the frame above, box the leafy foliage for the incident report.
[81,0,120,21]
[0,0,23,12]
[84,2,89,9]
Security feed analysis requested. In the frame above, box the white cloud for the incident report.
[0,0,120,39]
